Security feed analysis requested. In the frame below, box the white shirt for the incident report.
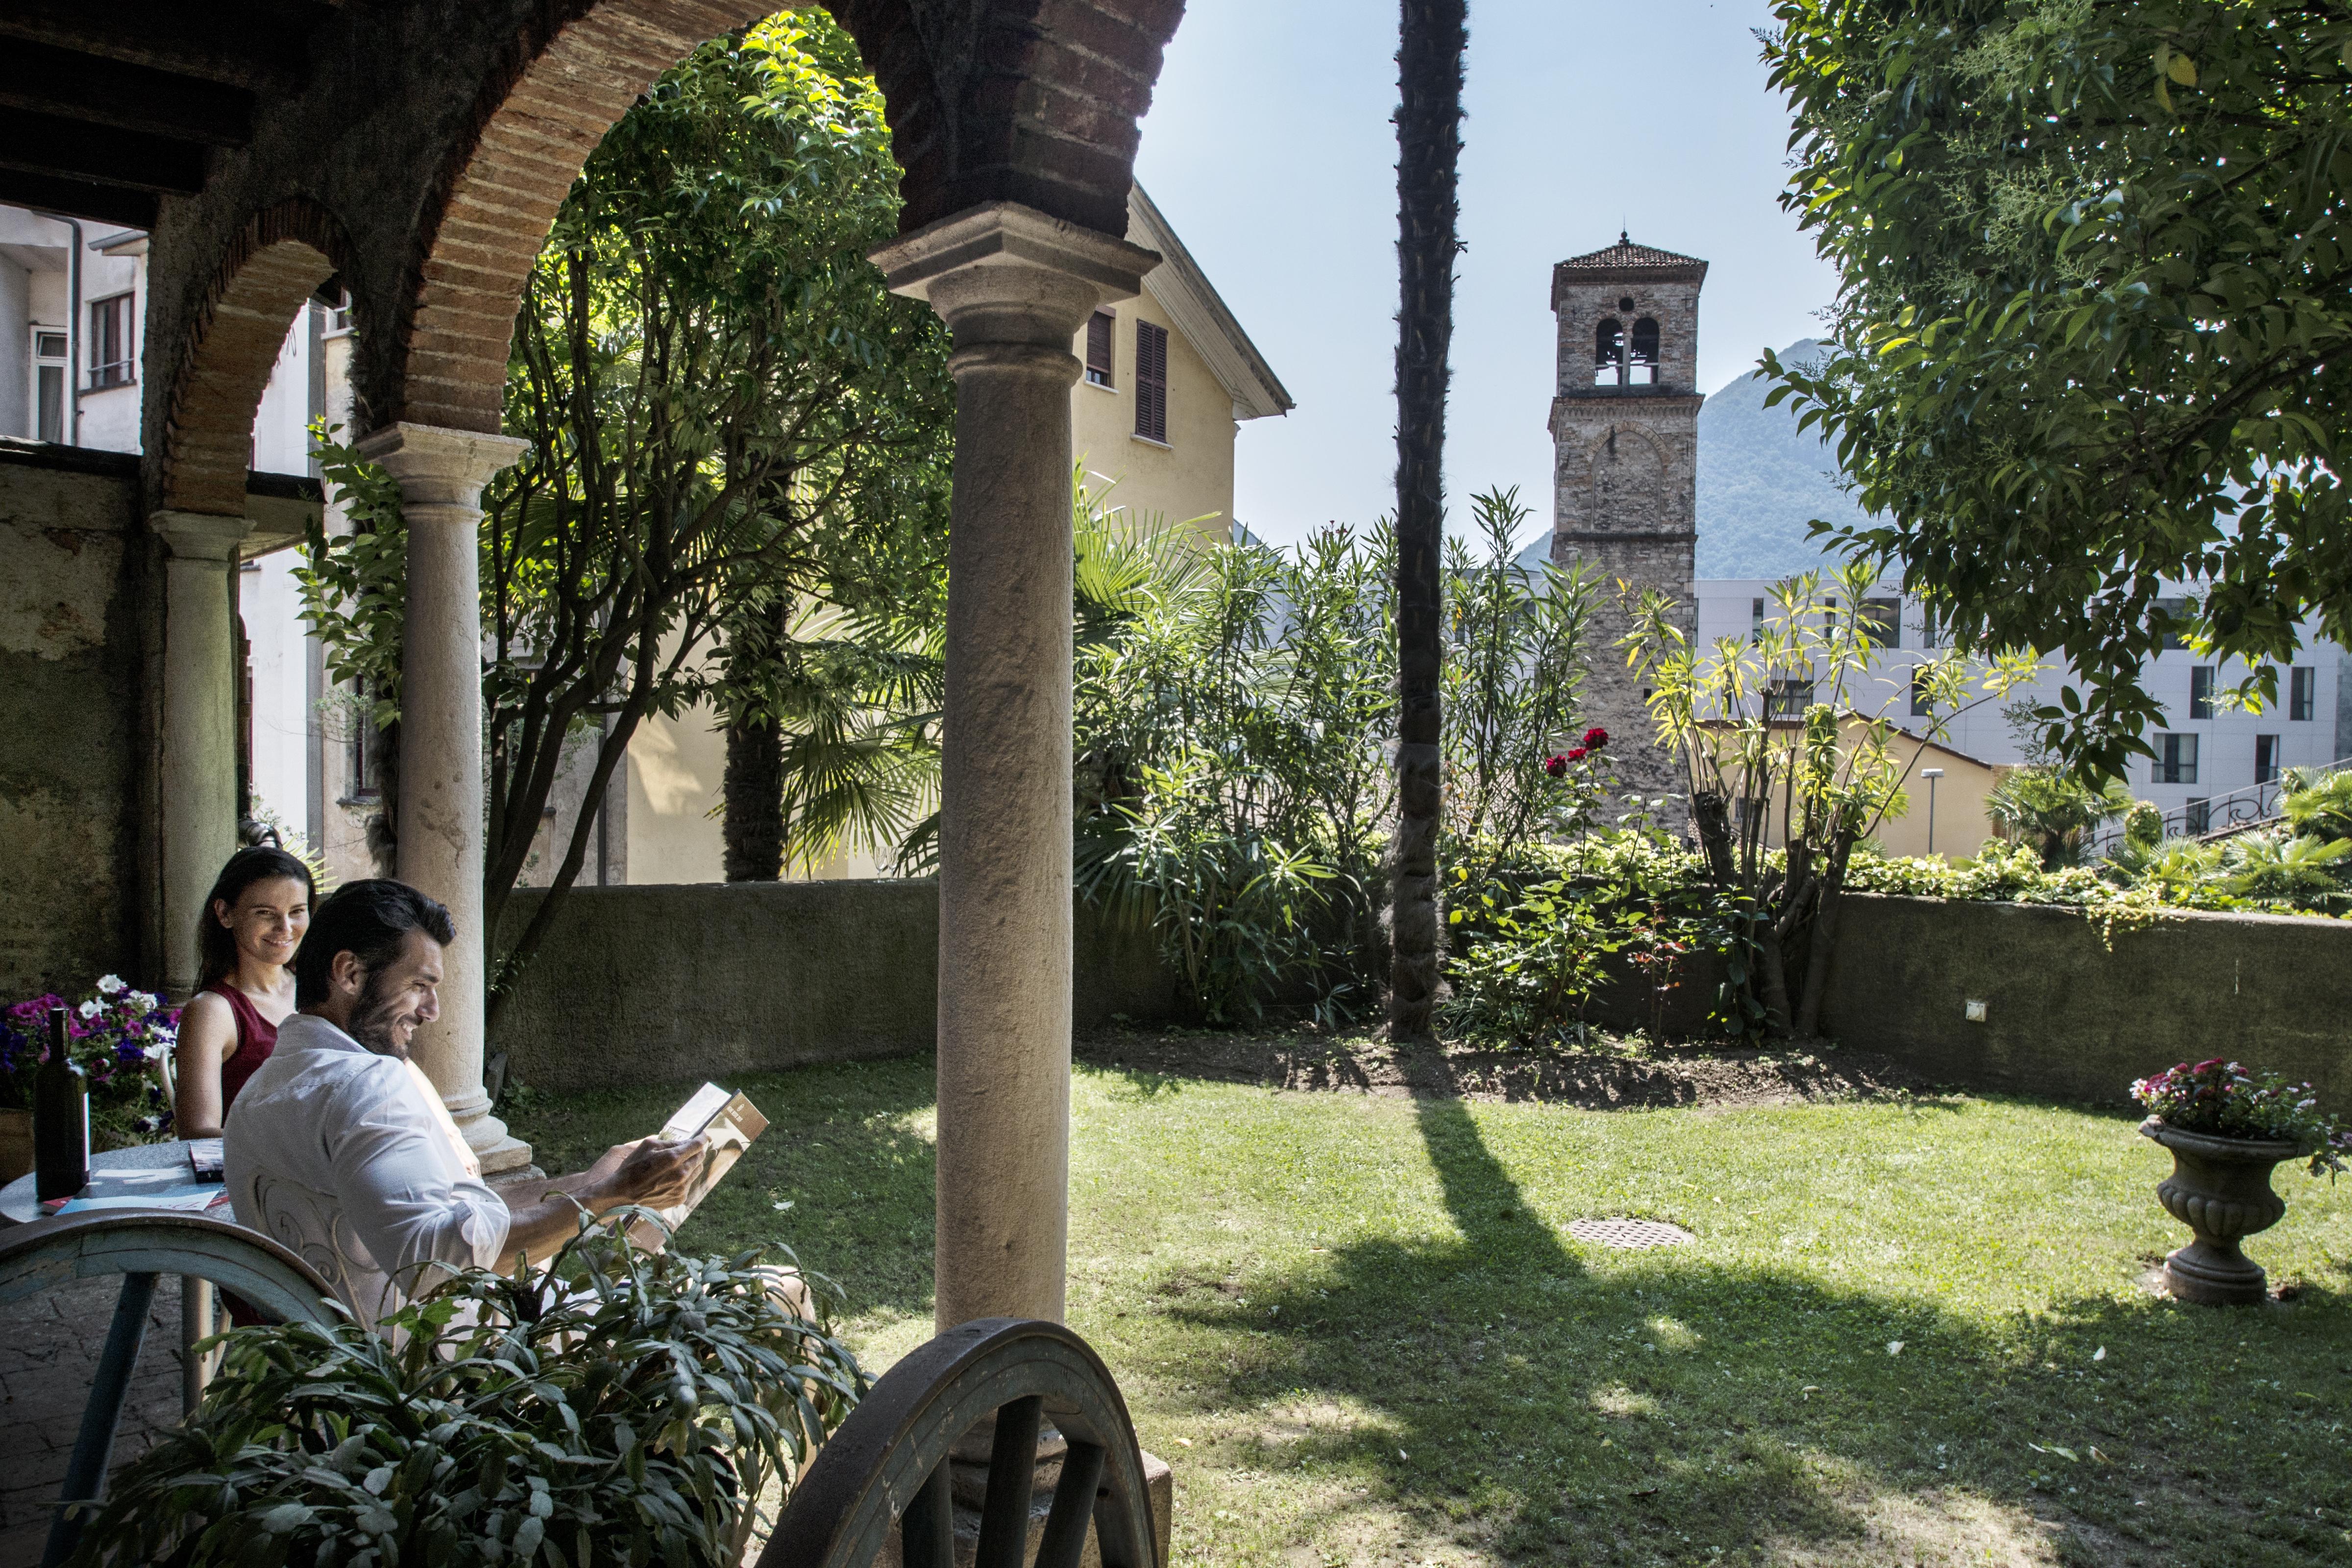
[224,1013,511,1333]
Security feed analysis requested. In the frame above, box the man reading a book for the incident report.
[225,879,703,1332]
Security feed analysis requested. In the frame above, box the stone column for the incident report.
[356,422,532,1174]
[155,511,252,998]
[871,204,1156,1330]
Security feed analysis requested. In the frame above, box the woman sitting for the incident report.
[174,847,314,1138]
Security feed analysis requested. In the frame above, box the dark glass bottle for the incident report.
[34,1004,88,1203]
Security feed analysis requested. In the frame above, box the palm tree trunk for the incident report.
[722,596,791,882]
[723,713,785,881]
[1387,0,1467,1043]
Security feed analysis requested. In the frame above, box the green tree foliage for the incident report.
[299,15,951,1017]
[1762,0,2352,777]
[1628,560,2040,1035]
[1985,765,2135,868]
[1073,486,1598,1026]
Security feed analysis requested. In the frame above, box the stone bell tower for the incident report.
[1548,233,1707,804]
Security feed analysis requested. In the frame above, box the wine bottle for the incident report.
[34,1004,88,1203]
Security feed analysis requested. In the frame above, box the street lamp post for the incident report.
[1921,767,1945,856]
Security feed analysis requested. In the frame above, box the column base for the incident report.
[472,1131,534,1176]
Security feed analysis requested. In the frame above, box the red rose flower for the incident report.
[1543,754,1568,779]
[1582,726,1609,750]
[1566,747,1588,762]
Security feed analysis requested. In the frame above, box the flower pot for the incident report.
[2141,1117,2298,1305]
[0,1107,30,1185]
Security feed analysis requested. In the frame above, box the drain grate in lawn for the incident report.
[510,1039,2352,1568]
[1567,1217,1695,1250]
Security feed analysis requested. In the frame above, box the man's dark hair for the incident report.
[294,880,457,1007]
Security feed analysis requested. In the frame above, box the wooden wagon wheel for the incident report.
[0,1210,339,1568]
[760,1317,1160,1568]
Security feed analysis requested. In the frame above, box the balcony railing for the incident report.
[2087,756,2352,857]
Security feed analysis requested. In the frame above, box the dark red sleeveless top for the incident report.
[205,980,281,1111]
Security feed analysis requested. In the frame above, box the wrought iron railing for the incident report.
[2087,756,2351,858]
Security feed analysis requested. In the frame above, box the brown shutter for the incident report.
[1134,319,1168,443]
[1086,310,1115,386]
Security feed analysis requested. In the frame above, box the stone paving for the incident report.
[0,1272,193,1568]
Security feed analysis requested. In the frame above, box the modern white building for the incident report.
[1691,579,2348,836]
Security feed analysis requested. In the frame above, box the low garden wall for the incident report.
[492,881,1175,1092]
[1813,893,2352,1109]
[495,882,2351,1111]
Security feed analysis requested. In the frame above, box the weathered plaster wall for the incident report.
[491,880,1176,1090]
[0,451,146,996]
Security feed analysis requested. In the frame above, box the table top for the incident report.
[0,1140,208,1225]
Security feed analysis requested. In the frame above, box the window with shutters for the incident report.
[88,293,134,390]
[1133,319,1169,443]
[1085,310,1114,388]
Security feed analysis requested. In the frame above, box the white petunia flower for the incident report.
[97,975,125,996]
[77,1000,101,1019]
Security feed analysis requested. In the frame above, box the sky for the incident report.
[1130,0,1840,550]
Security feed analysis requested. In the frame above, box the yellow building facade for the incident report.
[621,183,1291,884]
[1701,715,2007,861]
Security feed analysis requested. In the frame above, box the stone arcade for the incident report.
[0,0,1180,1355]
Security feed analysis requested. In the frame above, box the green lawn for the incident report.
[509,1045,2352,1567]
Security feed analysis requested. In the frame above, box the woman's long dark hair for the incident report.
[197,847,316,990]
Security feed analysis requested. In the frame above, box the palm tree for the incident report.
[1388,0,1468,1041]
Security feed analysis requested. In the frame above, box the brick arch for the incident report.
[162,199,355,516]
[383,0,1180,434]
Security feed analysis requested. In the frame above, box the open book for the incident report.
[626,1082,768,1250]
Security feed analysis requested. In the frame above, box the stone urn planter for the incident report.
[0,1106,30,1185]
[2141,1116,2299,1305]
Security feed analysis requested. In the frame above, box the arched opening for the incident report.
[1593,316,1624,385]
[1629,316,1660,385]
[162,201,352,516]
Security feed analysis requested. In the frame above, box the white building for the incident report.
[1691,579,2348,836]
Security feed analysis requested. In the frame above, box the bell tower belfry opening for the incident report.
[1548,232,1708,802]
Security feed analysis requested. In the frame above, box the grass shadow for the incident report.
[1142,1068,2352,1566]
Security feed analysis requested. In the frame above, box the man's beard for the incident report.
[348,966,413,1058]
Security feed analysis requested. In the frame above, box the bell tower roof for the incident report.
[1552,234,1708,299]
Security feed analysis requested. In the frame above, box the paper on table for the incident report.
[627,1082,768,1250]
[53,1165,233,1215]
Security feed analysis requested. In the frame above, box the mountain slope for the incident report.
[1695,339,1864,580]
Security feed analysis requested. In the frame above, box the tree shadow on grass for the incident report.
[507,1054,941,1326]
[1154,1079,2352,1567]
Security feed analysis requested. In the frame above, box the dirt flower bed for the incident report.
[1076,1025,1937,1112]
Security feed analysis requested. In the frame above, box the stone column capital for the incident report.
[356,422,528,509]
[152,510,252,562]
[871,201,1160,348]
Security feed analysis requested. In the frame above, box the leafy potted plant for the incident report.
[0,977,178,1180]
[75,1218,866,1566]
[2132,1059,2350,1304]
